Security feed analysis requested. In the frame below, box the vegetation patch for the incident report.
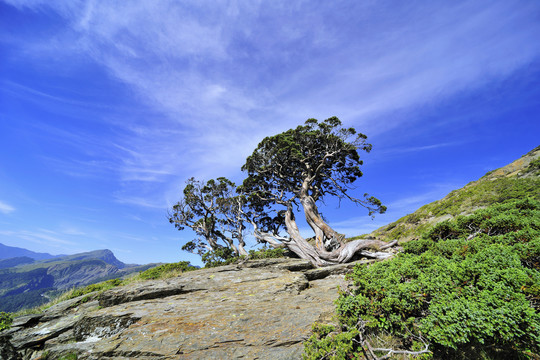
[304,198,540,359]
[371,175,540,242]
[138,261,196,279]
[202,247,288,268]
[67,278,124,299]
[0,311,12,331]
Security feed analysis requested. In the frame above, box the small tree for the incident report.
[169,177,248,257]
[241,117,396,266]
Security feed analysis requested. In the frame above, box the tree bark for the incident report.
[252,203,397,267]
[300,195,344,251]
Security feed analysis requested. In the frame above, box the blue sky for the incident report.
[0,1,539,266]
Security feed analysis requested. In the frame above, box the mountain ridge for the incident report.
[0,248,155,313]
[0,243,58,261]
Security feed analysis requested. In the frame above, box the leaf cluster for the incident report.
[201,247,238,268]
[68,278,124,299]
[305,198,540,359]
[169,177,246,256]
[138,261,196,279]
[373,175,540,242]
[0,311,12,331]
[200,247,288,268]
[241,117,385,224]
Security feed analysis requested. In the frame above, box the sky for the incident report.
[0,0,539,266]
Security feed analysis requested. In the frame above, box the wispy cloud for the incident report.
[0,201,15,214]
[0,229,75,247]
[3,0,540,210]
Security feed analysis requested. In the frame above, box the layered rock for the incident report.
[1,258,373,360]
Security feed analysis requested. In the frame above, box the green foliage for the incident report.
[374,176,540,242]
[528,158,540,172]
[58,354,78,360]
[66,278,124,300]
[303,324,361,360]
[202,247,238,268]
[241,117,385,231]
[138,261,196,280]
[247,247,286,259]
[170,177,248,259]
[42,352,78,360]
[0,311,13,331]
[306,198,540,358]
[202,247,288,267]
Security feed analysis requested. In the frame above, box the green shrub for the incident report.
[138,261,196,280]
[200,247,288,268]
[68,278,124,299]
[0,311,12,331]
[371,176,540,242]
[305,198,540,359]
[248,247,287,259]
[58,354,78,360]
[303,323,361,360]
[43,353,78,360]
[528,158,540,172]
[202,247,238,268]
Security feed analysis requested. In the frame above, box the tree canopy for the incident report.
[170,117,396,267]
[241,117,385,214]
[240,117,391,266]
[168,177,248,257]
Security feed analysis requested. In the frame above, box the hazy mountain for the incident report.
[0,249,154,313]
[0,243,58,261]
[0,257,35,269]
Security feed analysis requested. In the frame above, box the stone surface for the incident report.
[0,258,356,360]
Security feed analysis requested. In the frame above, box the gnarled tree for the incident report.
[168,177,248,257]
[241,117,397,266]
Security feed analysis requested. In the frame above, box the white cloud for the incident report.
[3,0,540,209]
[0,201,15,214]
[14,229,76,246]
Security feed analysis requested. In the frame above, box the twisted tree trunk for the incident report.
[253,201,398,267]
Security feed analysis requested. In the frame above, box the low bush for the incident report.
[138,261,196,279]
[202,247,238,268]
[0,311,12,331]
[304,198,540,359]
[68,278,124,299]
[247,247,287,259]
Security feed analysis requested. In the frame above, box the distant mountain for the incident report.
[365,145,540,242]
[0,248,155,313]
[0,243,58,261]
[0,256,35,269]
[36,249,127,269]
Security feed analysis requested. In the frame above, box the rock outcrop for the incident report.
[1,258,373,360]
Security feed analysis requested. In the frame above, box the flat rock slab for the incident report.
[1,258,351,360]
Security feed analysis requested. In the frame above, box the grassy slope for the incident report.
[361,145,540,243]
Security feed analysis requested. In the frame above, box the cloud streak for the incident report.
[0,201,15,214]
[3,0,540,210]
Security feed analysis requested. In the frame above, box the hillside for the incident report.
[366,145,540,242]
[0,249,155,313]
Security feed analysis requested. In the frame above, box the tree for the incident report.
[240,117,396,266]
[168,177,248,257]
